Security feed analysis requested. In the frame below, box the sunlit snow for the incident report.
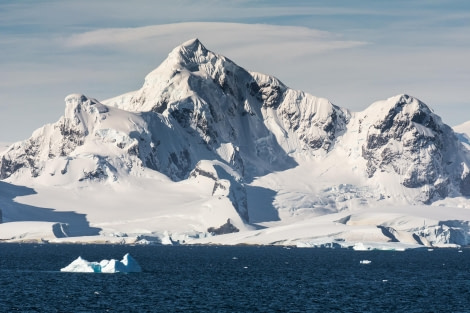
[60,253,142,273]
[0,39,470,249]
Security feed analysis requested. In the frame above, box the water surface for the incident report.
[0,244,469,312]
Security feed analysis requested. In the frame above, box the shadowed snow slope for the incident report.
[1,39,470,248]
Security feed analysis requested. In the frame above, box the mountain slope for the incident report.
[1,39,470,247]
[357,94,470,203]
[104,39,349,174]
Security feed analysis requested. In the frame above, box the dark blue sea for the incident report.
[0,244,469,312]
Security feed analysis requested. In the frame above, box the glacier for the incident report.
[60,253,142,273]
[0,38,470,249]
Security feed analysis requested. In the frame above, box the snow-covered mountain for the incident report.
[359,94,470,203]
[1,39,469,248]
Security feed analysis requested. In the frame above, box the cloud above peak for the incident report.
[1,0,469,143]
[64,22,367,57]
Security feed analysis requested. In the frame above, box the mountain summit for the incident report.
[1,39,470,247]
[360,94,470,202]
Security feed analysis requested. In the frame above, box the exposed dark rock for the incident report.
[152,97,169,114]
[170,107,194,128]
[361,94,469,202]
[377,225,399,242]
[167,150,192,181]
[189,167,217,181]
[459,172,470,196]
[78,167,108,182]
[207,218,239,235]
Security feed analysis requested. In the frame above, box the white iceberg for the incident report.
[359,260,372,264]
[60,253,142,273]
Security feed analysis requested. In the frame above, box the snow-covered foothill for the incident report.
[60,253,142,273]
[0,221,68,242]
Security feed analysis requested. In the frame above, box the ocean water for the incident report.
[0,244,469,312]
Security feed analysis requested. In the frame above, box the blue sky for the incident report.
[1,0,469,141]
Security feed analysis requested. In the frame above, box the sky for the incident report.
[1,0,469,142]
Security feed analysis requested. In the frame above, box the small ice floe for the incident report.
[458,250,463,253]
[60,253,142,273]
[428,249,434,252]
[232,257,238,260]
[360,260,372,264]
[353,242,370,251]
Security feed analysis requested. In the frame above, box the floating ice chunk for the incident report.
[360,260,372,264]
[353,242,369,251]
[60,253,141,273]
[60,256,99,273]
[119,253,142,272]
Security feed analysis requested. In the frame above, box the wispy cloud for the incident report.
[60,22,367,88]
[64,22,367,55]
[1,1,469,142]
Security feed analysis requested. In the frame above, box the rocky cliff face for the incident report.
[361,94,470,203]
[1,94,110,180]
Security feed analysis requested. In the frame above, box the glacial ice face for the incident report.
[60,253,142,273]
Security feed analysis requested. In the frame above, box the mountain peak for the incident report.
[394,94,431,113]
[365,94,439,128]
[64,93,108,117]
[140,38,216,89]
[167,37,211,67]
[180,38,205,51]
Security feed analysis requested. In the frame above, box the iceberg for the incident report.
[60,253,142,273]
